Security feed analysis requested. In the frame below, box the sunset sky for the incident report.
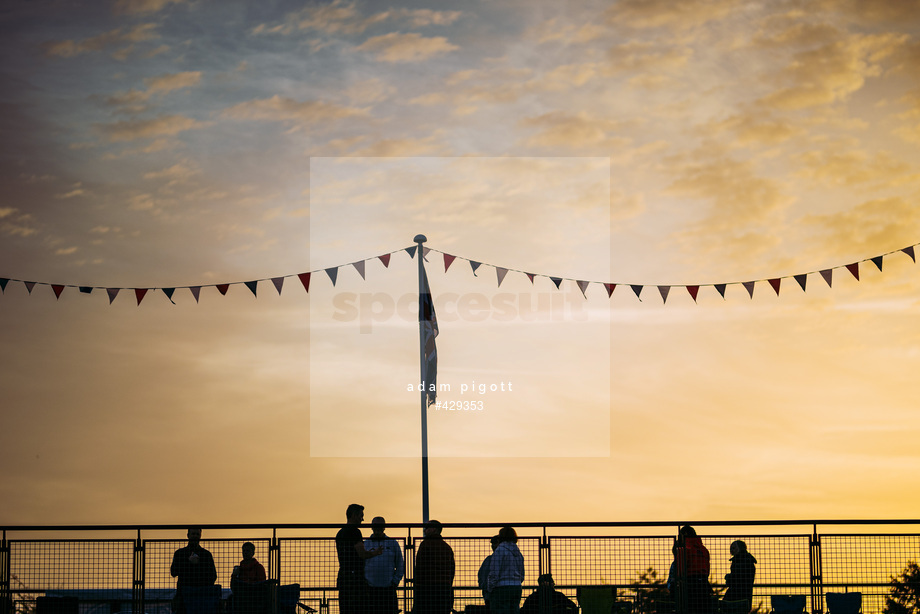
[2,0,920,526]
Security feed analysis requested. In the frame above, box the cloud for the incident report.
[143,161,200,187]
[805,197,920,254]
[113,0,186,15]
[42,24,158,58]
[520,111,631,151]
[324,135,448,157]
[759,34,907,110]
[356,32,458,63]
[95,115,209,142]
[254,2,460,37]
[606,41,692,74]
[222,95,367,125]
[400,9,462,27]
[144,71,202,94]
[706,110,803,147]
[606,0,739,31]
[795,146,917,187]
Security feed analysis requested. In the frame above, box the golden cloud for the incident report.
[606,41,692,74]
[795,147,917,187]
[356,32,458,63]
[804,197,920,254]
[222,95,367,124]
[521,111,631,151]
[95,115,209,142]
[113,0,185,15]
[606,0,738,30]
[144,71,202,94]
[42,23,158,57]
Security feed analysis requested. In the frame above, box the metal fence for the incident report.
[2,521,918,614]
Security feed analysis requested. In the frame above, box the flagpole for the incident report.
[415,233,430,523]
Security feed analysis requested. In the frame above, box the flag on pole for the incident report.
[420,266,439,407]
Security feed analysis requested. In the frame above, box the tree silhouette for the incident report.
[885,562,920,614]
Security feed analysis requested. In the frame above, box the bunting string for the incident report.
[0,242,917,305]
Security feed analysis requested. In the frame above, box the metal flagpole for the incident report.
[415,233,430,523]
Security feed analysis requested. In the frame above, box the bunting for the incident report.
[1,242,917,306]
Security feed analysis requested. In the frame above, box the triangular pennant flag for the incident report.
[135,288,148,305]
[496,267,509,287]
[470,261,481,276]
[444,254,456,272]
[217,283,230,295]
[902,246,916,263]
[715,284,726,298]
[379,254,391,268]
[271,277,284,295]
[794,274,807,292]
[106,288,119,304]
[298,272,311,292]
[820,269,833,287]
[325,267,338,286]
[190,286,201,303]
[244,281,258,297]
[658,285,670,303]
[550,277,562,289]
[162,288,176,304]
[605,283,616,297]
[630,285,643,300]
[525,273,535,283]
[768,278,781,296]
[687,285,699,302]
[24,281,36,294]
[80,286,93,294]
[846,263,859,280]
[352,261,366,280]
[871,256,883,272]
[576,280,589,297]
[406,245,417,259]
[742,281,755,298]
[51,284,65,299]
[0,278,8,292]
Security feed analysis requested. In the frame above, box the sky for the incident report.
[2,0,920,526]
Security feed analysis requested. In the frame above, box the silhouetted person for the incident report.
[488,526,524,614]
[364,517,404,614]
[336,504,382,614]
[723,540,756,613]
[478,535,501,611]
[170,528,217,614]
[414,520,455,614]
[675,526,711,614]
[521,575,577,614]
[230,542,267,614]
[232,542,267,587]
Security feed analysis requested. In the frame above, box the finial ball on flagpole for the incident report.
[414,234,427,243]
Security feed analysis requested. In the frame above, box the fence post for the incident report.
[810,525,823,614]
[540,526,550,582]
[133,530,145,614]
[270,529,280,584]
[1,530,9,614]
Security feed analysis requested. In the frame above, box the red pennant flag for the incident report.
[24,281,36,294]
[846,263,859,280]
[352,261,366,280]
[794,274,807,292]
[444,254,456,272]
[742,281,755,298]
[768,278,781,296]
[135,288,148,305]
[244,281,258,297]
[106,288,120,304]
[605,283,616,297]
[298,272,311,292]
[686,286,699,302]
[658,285,670,303]
[217,284,230,295]
[902,246,916,263]
[871,256,883,272]
[379,254,391,268]
[52,284,65,299]
[820,269,833,287]
[526,273,536,283]
[576,280,589,297]
[271,277,284,294]
[190,286,201,303]
[496,267,509,287]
